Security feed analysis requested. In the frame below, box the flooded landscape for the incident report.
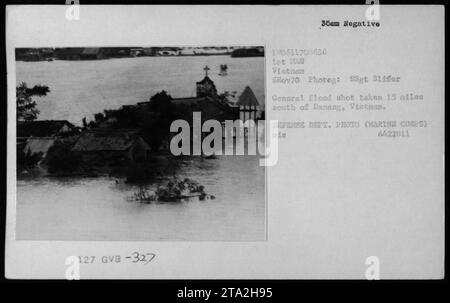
[15,54,266,241]
[17,155,265,241]
[16,55,265,125]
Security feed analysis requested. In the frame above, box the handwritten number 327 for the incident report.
[131,252,156,265]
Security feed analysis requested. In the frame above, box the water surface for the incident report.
[16,56,266,241]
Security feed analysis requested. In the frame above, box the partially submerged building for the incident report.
[172,95,238,122]
[72,129,150,164]
[22,137,56,159]
[17,120,79,164]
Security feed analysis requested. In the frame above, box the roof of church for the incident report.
[236,86,259,106]
[172,96,233,111]
[136,96,220,107]
[196,76,215,84]
[172,96,208,105]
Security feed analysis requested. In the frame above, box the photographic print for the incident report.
[15,46,266,241]
[6,5,444,280]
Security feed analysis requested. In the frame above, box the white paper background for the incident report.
[5,5,445,279]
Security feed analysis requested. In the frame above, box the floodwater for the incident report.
[16,56,265,126]
[15,55,266,241]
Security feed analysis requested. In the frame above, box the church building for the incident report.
[171,66,239,122]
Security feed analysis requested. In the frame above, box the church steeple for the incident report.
[203,65,210,77]
[196,65,218,98]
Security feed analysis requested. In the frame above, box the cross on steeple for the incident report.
[203,65,210,77]
[197,65,218,98]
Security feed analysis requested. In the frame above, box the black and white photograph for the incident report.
[15,46,266,241]
[3,4,445,282]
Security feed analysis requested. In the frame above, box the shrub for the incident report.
[44,140,81,173]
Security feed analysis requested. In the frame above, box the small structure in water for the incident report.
[218,64,228,76]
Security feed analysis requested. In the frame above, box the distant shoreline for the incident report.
[16,46,264,61]
[15,53,268,62]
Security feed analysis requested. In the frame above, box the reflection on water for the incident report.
[16,56,265,241]
[17,156,265,241]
